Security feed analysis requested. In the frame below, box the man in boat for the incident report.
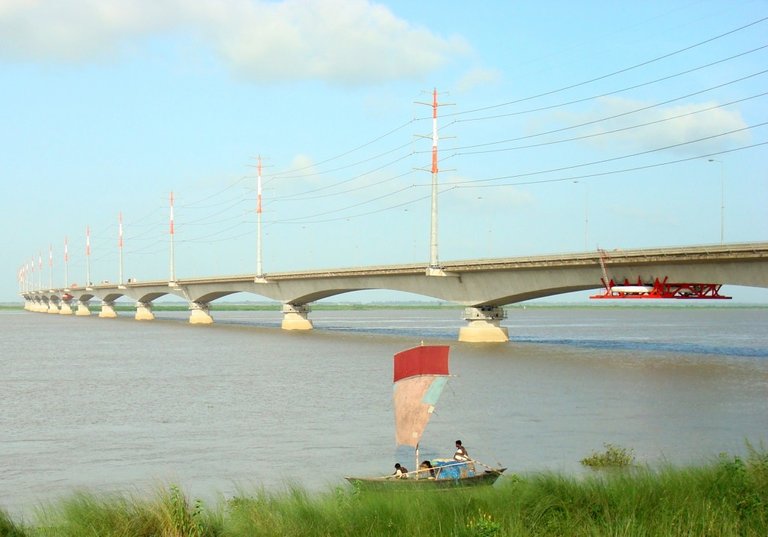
[453,440,476,477]
[393,463,408,478]
[454,440,470,461]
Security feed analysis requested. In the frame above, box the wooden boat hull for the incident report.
[346,468,506,491]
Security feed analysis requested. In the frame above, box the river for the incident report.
[1,305,767,514]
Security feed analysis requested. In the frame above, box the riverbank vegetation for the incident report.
[3,447,766,536]
[580,443,635,468]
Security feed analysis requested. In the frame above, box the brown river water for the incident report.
[1,306,767,514]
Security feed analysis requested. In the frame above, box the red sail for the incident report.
[393,345,450,447]
[393,345,449,383]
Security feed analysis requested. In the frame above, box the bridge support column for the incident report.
[458,306,509,343]
[281,303,313,331]
[189,302,214,324]
[135,301,155,321]
[47,299,60,314]
[99,300,117,318]
[76,300,91,316]
[59,300,74,315]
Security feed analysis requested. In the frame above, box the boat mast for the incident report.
[415,443,419,480]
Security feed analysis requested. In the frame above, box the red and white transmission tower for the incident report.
[85,225,91,286]
[169,192,177,284]
[256,155,264,280]
[63,236,69,288]
[118,212,124,285]
[416,88,452,275]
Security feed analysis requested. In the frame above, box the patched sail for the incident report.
[393,345,450,447]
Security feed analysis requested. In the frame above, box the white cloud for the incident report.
[0,0,174,62]
[454,67,501,93]
[0,0,469,84]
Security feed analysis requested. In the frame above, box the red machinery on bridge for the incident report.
[589,277,731,299]
[589,249,731,300]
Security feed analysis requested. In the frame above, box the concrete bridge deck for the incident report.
[21,242,768,342]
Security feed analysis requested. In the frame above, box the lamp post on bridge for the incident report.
[48,244,53,290]
[572,180,589,251]
[708,159,725,244]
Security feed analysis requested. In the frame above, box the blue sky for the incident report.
[3,0,767,303]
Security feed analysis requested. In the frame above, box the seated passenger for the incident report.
[393,463,408,478]
[420,460,436,479]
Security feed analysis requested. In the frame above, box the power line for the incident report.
[455,91,768,157]
[444,15,768,119]
[447,124,768,187]
[448,90,768,154]
[453,140,768,190]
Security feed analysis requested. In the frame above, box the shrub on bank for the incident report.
[580,443,635,468]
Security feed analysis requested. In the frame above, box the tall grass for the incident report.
[4,447,767,536]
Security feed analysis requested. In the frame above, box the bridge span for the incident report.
[21,242,768,343]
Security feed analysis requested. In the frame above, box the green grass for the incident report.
[3,447,767,536]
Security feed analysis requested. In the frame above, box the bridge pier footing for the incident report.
[76,301,91,316]
[99,301,117,318]
[458,306,509,343]
[189,302,214,324]
[135,301,155,321]
[46,300,60,314]
[282,303,313,331]
[59,300,73,315]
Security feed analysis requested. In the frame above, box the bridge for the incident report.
[21,242,768,342]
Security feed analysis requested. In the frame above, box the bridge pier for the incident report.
[458,306,509,343]
[59,299,74,315]
[281,303,313,331]
[99,300,118,318]
[135,301,155,321]
[75,300,91,316]
[189,302,214,324]
[46,298,60,314]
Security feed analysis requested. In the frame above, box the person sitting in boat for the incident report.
[393,463,408,479]
[453,440,470,461]
[419,460,436,479]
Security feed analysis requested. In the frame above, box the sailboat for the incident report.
[346,344,506,490]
